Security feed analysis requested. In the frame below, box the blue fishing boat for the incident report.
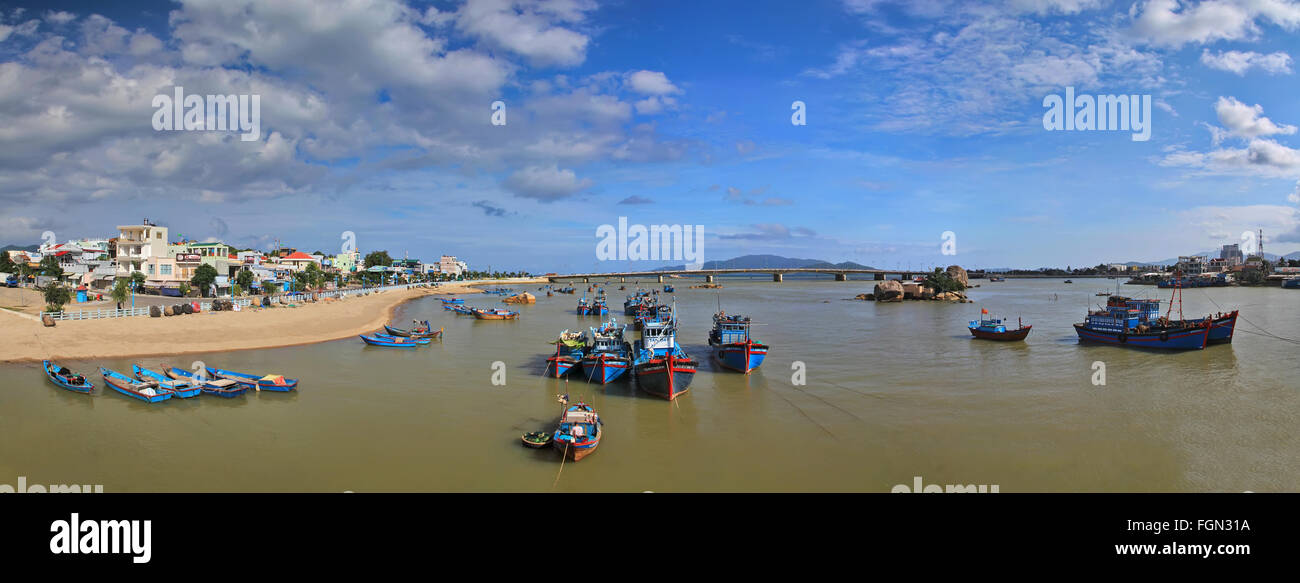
[623,289,651,315]
[163,366,249,398]
[967,309,1032,341]
[545,330,585,378]
[441,297,465,305]
[590,296,609,316]
[552,398,602,461]
[663,284,674,293]
[576,295,592,315]
[132,364,202,398]
[1105,293,1238,345]
[100,367,173,403]
[708,312,769,373]
[384,321,443,339]
[359,333,425,347]
[632,310,697,400]
[1283,277,1300,289]
[205,367,299,391]
[42,360,93,394]
[581,319,631,384]
[1073,300,1211,350]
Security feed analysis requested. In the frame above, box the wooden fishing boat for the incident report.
[521,431,552,448]
[967,312,1032,341]
[440,297,465,305]
[472,308,519,320]
[552,401,602,461]
[383,321,443,339]
[132,364,202,398]
[42,360,93,394]
[663,284,674,293]
[163,366,248,398]
[359,333,426,347]
[633,317,697,400]
[581,319,631,384]
[373,333,432,344]
[708,312,768,373]
[205,367,299,391]
[1073,297,1211,350]
[100,367,173,403]
[546,330,585,378]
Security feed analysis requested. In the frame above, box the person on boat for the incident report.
[571,424,585,441]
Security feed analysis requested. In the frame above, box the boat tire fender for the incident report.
[1159,331,1169,342]
[1118,333,1127,343]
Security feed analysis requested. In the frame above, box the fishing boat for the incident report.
[576,296,592,315]
[521,431,552,449]
[989,276,1006,282]
[132,364,202,398]
[42,360,93,394]
[556,286,576,294]
[589,296,609,316]
[163,366,249,398]
[708,312,769,373]
[100,367,173,403]
[552,399,602,461]
[1063,280,1073,284]
[545,330,585,378]
[632,313,697,401]
[360,333,427,347]
[205,367,299,391]
[967,310,1032,341]
[663,284,675,293]
[1096,292,1111,296]
[440,297,465,305]
[472,307,520,320]
[1283,277,1300,289]
[1073,299,1211,350]
[581,319,631,384]
[383,321,444,338]
[444,304,474,315]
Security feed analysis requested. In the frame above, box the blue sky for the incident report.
[2,0,1300,273]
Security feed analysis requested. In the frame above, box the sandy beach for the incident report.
[0,278,547,362]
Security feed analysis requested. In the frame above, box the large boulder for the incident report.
[873,280,904,302]
[920,286,936,300]
[945,265,969,287]
[150,305,161,317]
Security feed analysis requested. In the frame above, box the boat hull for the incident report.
[581,354,630,383]
[360,334,420,348]
[634,355,697,400]
[712,341,768,374]
[206,367,298,391]
[1073,324,1210,350]
[552,435,600,461]
[383,324,442,339]
[546,356,581,378]
[100,369,172,403]
[968,326,1032,341]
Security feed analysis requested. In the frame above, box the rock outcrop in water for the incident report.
[945,265,969,287]
[873,280,904,302]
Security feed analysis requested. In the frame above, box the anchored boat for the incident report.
[132,364,202,398]
[384,320,443,339]
[163,366,249,398]
[968,309,1032,341]
[633,309,697,400]
[546,330,585,378]
[205,367,299,391]
[471,307,520,320]
[100,367,173,403]
[581,318,631,384]
[42,360,93,394]
[708,312,769,373]
[552,399,602,461]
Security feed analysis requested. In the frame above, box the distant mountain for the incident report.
[654,254,876,271]
[1,244,38,254]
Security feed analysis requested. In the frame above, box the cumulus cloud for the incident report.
[1214,97,1297,140]
[453,0,596,67]
[1200,49,1293,75]
[503,164,592,201]
[625,70,680,95]
[1128,0,1300,48]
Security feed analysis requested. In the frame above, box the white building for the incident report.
[114,220,169,276]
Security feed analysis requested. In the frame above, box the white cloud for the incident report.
[1200,49,1292,75]
[454,0,595,67]
[1128,0,1300,48]
[1214,96,1297,139]
[44,11,76,25]
[503,164,592,201]
[625,70,680,95]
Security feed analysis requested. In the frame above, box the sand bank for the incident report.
[0,278,547,363]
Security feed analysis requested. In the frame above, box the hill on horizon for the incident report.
[653,254,876,271]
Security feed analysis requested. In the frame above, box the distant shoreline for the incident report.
[0,278,546,363]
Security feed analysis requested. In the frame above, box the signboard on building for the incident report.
[176,253,202,264]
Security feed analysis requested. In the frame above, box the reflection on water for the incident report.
[0,279,1296,492]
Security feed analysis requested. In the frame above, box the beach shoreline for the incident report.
[0,278,547,363]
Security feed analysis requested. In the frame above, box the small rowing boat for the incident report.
[521,431,552,448]
[472,307,519,320]
[205,367,299,391]
[43,360,93,394]
[384,321,443,339]
[360,333,427,347]
[100,367,173,403]
[163,366,249,398]
[132,364,202,398]
[441,297,465,305]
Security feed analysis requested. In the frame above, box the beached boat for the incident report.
[100,367,173,403]
[42,360,93,394]
[360,333,427,347]
[472,307,519,320]
[163,366,249,398]
[581,319,631,384]
[132,364,202,398]
[552,400,602,461]
[546,330,585,378]
[708,312,769,373]
[521,431,552,448]
[633,315,697,400]
[383,321,444,339]
[967,311,1032,341]
[205,367,299,391]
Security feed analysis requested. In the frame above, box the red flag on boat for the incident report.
[981,308,988,314]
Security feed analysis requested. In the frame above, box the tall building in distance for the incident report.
[1220,243,1243,266]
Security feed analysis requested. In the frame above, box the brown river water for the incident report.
[1,278,1296,492]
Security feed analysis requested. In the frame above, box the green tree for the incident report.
[236,268,254,290]
[179,281,192,297]
[39,255,63,279]
[111,279,130,308]
[232,283,244,297]
[0,251,15,274]
[923,267,967,293]
[43,284,71,311]
[364,251,393,269]
[130,271,146,287]
[190,263,218,296]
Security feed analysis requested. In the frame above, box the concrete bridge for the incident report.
[547,268,935,284]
